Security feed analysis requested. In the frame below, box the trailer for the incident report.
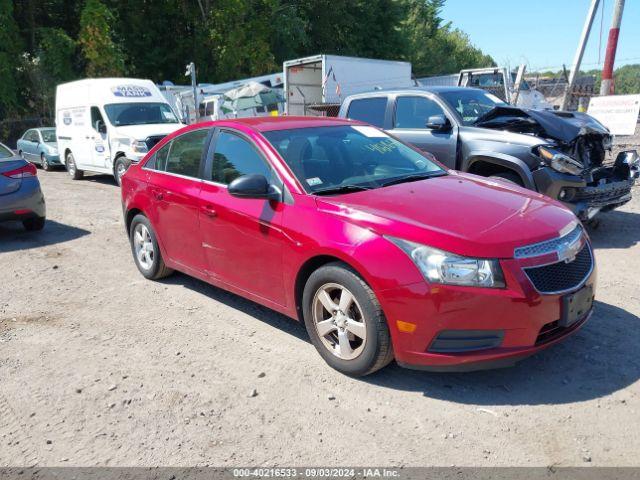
[284,54,414,116]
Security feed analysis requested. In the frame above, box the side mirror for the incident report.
[425,115,450,131]
[228,174,281,201]
[96,120,107,134]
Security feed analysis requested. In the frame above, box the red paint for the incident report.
[121,117,595,369]
[3,163,37,179]
[602,27,620,93]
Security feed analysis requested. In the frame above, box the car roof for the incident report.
[194,116,365,133]
[346,85,483,98]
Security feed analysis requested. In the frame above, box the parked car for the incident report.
[121,117,595,376]
[338,87,639,222]
[16,127,61,171]
[0,141,46,231]
[55,78,184,186]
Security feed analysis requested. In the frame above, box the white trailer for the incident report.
[284,54,414,116]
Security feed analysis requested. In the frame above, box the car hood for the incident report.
[475,105,609,144]
[112,123,183,140]
[315,172,577,259]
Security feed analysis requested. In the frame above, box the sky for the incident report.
[440,0,640,72]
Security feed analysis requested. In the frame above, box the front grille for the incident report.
[145,135,166,150]
[573,180,633,205]
[524,244,593,294]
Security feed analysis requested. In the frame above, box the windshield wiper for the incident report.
[313,184,372,196]
[380,172,446,187]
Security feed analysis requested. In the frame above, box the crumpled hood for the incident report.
[112,123,183,141]
[476,106,610,144]
[315,172,577,259]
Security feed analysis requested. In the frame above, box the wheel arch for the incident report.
[464,153,536,189]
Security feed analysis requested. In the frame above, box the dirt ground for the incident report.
[1,165,639,468]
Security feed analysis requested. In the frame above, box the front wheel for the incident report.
[129,214,173,280]
[302,262,393,376]
[114,157,131,186]
[41,154,51,171]
[65,152,84,180]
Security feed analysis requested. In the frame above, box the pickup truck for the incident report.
[338,86,639,221]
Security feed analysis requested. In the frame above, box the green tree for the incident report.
[0,0,23,117]
[78,0,125,77]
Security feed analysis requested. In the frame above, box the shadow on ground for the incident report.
[163,271,639,406]
[588,209,640,249]
[0,219,90,253]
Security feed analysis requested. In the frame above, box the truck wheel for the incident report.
[490,171,523,187]
[114,157,131,186]
[66,152,84,180]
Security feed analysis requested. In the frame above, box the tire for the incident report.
[489,171,524,186]
[41,154,51,171]
[23,216,45,231]
[302,262,394,376]
[66,152,84,180]
[114,157,132,186]
[129,214,173,280]
[18,150,24,160]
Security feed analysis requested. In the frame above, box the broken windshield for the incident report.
[439,89,507,126]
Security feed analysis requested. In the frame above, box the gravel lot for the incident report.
[1,163,639,467]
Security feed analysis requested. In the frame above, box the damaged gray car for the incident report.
[339,87,639,221]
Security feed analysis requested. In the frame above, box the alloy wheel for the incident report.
[312,283,367,360]
[133,223,154,270]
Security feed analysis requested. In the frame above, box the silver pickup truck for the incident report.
[338,86,639,222]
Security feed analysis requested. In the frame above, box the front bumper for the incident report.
[377,243,596,371]
[532,150,639,220]
[45,153,62,164]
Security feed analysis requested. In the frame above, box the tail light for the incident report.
[2,163,37,179]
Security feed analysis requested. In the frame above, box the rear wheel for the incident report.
[23,217,45,231]
[302,262,393,376]
[489,171,524,186]
[66,152,84,180]
[41,154,51,171]
[129,214,173,280]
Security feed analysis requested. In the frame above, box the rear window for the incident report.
[346,98,387,128]
[0,144,12,158]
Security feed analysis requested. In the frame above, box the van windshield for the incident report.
[104,102,179,126]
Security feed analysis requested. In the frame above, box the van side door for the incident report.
[89,106,111,169]
[387,95,458,169]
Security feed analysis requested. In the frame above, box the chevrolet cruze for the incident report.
[121,117,595,376]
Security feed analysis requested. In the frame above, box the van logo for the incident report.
[63,111,72,125]
[112,85,152,98]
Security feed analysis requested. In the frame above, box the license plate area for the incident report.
[561,285,593,327]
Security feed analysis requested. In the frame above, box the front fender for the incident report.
[463,151,537,190]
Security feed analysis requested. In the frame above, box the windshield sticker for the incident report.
[306,177,323,186]
[363,138,398,155]
[112,85,152,98]
[352,126,387,138]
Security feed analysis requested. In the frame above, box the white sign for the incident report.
[587,94,640,136]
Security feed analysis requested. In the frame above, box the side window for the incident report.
[90,107,105,131]
[211,131,272,185]
[346,98,387,128]
[205,102,215,117]
[394,96,446,129]
[24,130,34,142]
[146,142,170,171]
[163,129,209,178]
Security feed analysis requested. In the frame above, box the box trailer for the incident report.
[284,54,413,116]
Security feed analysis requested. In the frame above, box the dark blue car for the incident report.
[0,142,46,231]
[16,127,60,171]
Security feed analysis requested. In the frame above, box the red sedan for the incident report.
[121,117,595,376]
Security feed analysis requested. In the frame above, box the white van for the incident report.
[55,78,183,185]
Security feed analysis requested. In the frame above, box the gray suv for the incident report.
[339,86,639,221]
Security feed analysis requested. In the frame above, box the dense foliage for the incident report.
[3,0,495,120]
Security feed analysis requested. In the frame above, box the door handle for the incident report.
[201,204,217,218]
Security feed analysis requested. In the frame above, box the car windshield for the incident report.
[41,129,56,143]
[0,144,12,158]
[263,125,445,194]
[103,102,178,126]
[439,89,507,126]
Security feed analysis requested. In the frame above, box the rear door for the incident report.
[144,127,212,274]
[22,131,39,160]
[198,128,287,305]
[387,95,457,168]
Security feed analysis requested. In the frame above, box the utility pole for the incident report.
[562,0,600,110]
[186,62,198,123]
[600,0,626,95]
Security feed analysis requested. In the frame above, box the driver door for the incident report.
[387,95,457,169]
[89,106,110,168]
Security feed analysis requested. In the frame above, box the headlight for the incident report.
[386,236,505,288]
[537,146,583,176]
[131,140,148,154]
